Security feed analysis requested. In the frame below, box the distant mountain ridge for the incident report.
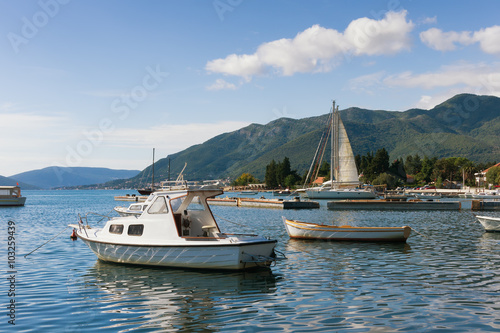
[6,167,140,189]
[120,93,499,185]
[5,93,500,189]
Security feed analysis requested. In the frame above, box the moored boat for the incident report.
[472,190,500,199]
[70,186,282,270]
[476,215,500,232]
[0,186,26,206]
[283,217,411,242]
[303,101,376,200]
[114,202,150,217]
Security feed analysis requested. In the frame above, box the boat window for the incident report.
[129,204,141,211]
[187,196,205,211]
[109,224,124,234]
[147,196,169,214]
[128,224,144,236]
[170,196,186,213]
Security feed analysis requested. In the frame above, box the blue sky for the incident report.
[1,0,500,176]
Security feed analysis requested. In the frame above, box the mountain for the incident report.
[0,175,39,189]
[9,167,140,189]
[114,93,498,185]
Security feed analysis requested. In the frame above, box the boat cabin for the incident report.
[99,187,223,243]
[0,186,22,198]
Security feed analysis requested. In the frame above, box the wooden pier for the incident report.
[328,199,461,210]
[208,197,319,209]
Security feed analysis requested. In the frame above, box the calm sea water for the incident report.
[2,190,500,332]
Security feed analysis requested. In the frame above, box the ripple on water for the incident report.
[7,191,500,331]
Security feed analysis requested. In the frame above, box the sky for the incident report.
[1,0,500,176]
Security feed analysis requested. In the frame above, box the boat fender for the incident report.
[70,229,77,241]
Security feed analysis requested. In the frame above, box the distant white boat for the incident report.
[71,186,282,270]
[114,202,150,217]
[304,101,376,200]
[283,217,411,242]
[476,215,500,232]
[414,193,442,200]
[472,190,500,199]
[0,186,26,206]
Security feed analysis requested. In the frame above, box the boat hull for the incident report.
[78,235,277,270]
[283,218,411,242]
[0,197,26,206]
[476,216,500,232]
[306,189,376,199]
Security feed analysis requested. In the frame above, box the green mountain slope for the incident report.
[115,93,500,186]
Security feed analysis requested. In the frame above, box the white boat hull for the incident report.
[283,218,411,242]
[476,215,500,232]
[76,231,277,270]
[306,189,376,199]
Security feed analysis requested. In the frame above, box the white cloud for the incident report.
[344,10,414,56]
[473,26,500,55]
[348,62,500,110]
[420,16,437,25]
[420,28,473,51]
[206,79,238,91]
[420,25,500,55]
[384,62,500,92]
[206,11,414,79]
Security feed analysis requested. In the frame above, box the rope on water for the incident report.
[410,227,428,239]
[212,213,247,228]
[24,225,71,258]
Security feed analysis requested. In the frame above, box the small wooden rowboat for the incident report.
[283,217,411,242]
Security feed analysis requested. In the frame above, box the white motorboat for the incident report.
[476,215,500,232]
[472,190,500,199]
[70,186,282,270]
[414,193,442,200]
[114,202,150,217]
[306,186,377,199]
[0,186,26,206]
[304,101,376,200]
[283,217,411,242]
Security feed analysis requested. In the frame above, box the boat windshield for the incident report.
[147,196,169,214]
[170,196,186,213]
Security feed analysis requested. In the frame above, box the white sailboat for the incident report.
[305,101,376,199]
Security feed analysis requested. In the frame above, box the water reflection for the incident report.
[81,261,279,331]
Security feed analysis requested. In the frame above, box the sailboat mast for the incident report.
[332,101,341,188]
[152,148,155,190]
[330,101,334,189]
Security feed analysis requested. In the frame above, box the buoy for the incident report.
[70,229,77,241]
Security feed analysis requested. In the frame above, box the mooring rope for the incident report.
[24,225,71,258]
[212,213,247,228]
[410,227,428,239]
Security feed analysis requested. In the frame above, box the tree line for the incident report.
[232,150,499,189]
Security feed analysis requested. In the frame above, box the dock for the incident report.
[114,195,148,202]
[471,200,500,211]
[208,197,319,209]
[327,199,461,210]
